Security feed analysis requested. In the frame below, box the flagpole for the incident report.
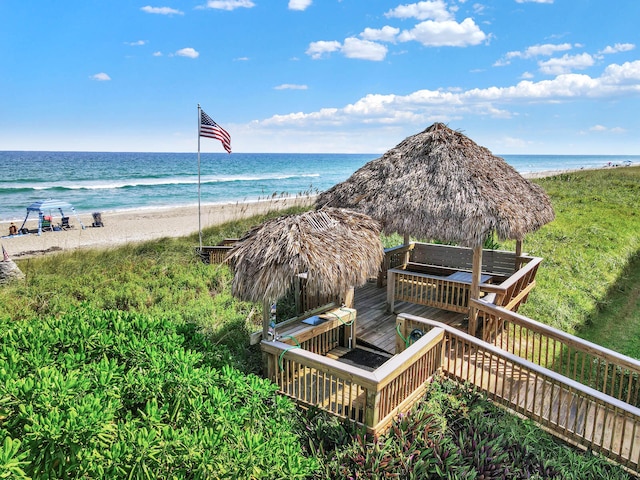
[197,104,202,250]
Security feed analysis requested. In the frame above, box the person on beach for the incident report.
[9,223,17,236]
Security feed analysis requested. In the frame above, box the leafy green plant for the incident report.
[0,306,316,479]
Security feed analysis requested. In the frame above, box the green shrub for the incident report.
[0,306,316,479]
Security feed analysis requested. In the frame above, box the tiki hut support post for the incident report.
[468,246,483,336]
[403,232,411,265]
[515,239,523,270]
[262,299,271,341]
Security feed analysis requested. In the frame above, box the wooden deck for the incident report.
[354,280,466,354]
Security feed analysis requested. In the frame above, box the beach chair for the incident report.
[41,216,53,231]
[60,217,71,230]
[92,212,104,227]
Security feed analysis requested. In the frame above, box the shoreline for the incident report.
[1,165,635,260]
[1,196,314,260]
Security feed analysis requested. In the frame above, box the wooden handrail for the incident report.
[261,327,445,433]
[472,299,640,374]
[398,314,640,416]
[398,314,640,473]
[473,298,640,406]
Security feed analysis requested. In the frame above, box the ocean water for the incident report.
[0,151,638,222]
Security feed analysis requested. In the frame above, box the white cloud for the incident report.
[90,72,111,81]
[126,40,147,46]
[589,125,626,134]
[398,18,487,47]
[360,26,400,43]
[288,0,312,11]
[153,51,163,57]
[538,52,594,75]
[175,47,199,58]
[274,84,308,90]
[306,40,341,59]
[600,43,635,55]
[140,6,184,15]
[495,43,572,66]
[385,1,453,21]
[520,71,534,79]
[257,60,640,127]
[203,0,255,10]
[234,56,250,61]
[342,37,388,61]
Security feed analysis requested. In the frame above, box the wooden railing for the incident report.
[398,314,640,475]
[410,243,518,277]
[387,255,540,316]
[263,306,640,473]
[197,239,239,264]
[377,244,414,287]
[474,299,640,407]
[261,326,445,434]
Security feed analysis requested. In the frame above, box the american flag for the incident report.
[2,245,8,262]
[200,110,231,153]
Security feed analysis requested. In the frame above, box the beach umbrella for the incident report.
[316,123,555,332]
[227,208,384,337]
[316,123,554,247]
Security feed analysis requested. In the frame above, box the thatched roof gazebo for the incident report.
[227,207,384,339]
[316,123,555,331]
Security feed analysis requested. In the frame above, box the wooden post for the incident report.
[342,286,355,308]
[395,317,406,353]
[515,239,523,270]
[262,299,271,341]
[386,269,395,313]
[403,232,411,266]
[468,245,483,337]
[365,389,381,431]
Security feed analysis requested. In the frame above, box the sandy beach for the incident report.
[1,196,314,260]
[1,165,633,261]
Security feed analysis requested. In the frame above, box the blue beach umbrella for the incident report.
[19,199,86,235]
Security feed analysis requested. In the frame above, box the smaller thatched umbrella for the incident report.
[227,208,384,339]
[0,248,24,285]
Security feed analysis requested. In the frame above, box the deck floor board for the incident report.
[354,281,466,354]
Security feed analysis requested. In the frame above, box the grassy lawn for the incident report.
[515,166,640,357]
[577,250,640,358]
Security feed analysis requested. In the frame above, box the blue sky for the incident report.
[1,0,639,154]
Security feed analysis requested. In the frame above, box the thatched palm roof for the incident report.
[0,258,24,285]
[227,207,383,303]
[316,123,555,247]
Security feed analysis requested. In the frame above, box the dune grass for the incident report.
[511,166,640,356]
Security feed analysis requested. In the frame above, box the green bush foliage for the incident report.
[0,306,316,479]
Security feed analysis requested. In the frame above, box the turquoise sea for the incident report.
[0,151,638,222]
